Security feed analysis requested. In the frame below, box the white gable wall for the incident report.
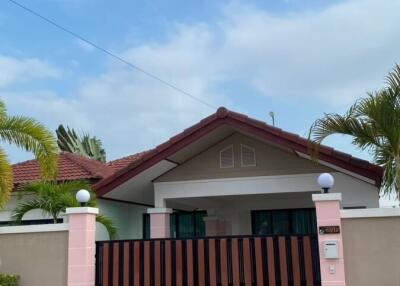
[156,132,333,182]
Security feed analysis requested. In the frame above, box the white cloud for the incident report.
[0,55,59,87]
[218,0,400,105]
[2,0,400,162]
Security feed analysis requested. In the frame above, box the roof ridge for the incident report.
[107,151,150,165]
[226,108,379,168]
[62,152,112,178]
[61,152,96,176]
[12,157,39,167]
[94,106,383,196]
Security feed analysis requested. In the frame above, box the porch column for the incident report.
[147,208,173,238]
[66,207,99,286]
[312,193,346,286]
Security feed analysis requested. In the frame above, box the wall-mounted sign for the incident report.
[319,225,340,235]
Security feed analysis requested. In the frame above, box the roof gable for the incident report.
[94,107,383,196]
[155,132,333,182]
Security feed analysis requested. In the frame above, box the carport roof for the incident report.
[94,107,383,196]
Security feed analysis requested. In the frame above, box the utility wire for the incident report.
[6,0,216,110]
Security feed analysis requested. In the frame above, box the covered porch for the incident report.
[146,173,326,239]
[147,192,317,239]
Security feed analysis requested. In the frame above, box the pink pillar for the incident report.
[66,207,98,286]
[312,193,346,286]
[147,208,173,238]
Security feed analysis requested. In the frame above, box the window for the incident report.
[241,145,256,167]
[143,211,206,239]
[220,145,234,168]
[0,219,63,227]
[251,208,317,235]
[170,211,206,238]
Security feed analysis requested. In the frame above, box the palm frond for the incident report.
[0,147,13,208]
[0,99,7,119]
[13,180,118,238]
[56,124,106,162]
[0,116,58,179]
[12,198,44,223]
[96,214,118,240]
[385,63,400,89]
[309,63,400,196]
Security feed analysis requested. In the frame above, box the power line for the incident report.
[6,0,216,110]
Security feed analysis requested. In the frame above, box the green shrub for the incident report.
[0,274,19,286]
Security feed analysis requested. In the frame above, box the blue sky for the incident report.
[0,0,399,169]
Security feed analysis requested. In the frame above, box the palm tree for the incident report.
[12,180,118,239]
[56,124,106,162]
[0,99,58,207]
[309,64,400,196]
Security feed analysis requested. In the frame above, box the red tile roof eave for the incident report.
[12,152,114,187]
[107,151,150,171]
[94,108,383,196]
[223,116,383,186]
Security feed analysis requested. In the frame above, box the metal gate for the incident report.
[96,235,321,286]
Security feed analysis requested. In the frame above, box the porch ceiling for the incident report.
[165,192,316,212]
[102,160,176,205]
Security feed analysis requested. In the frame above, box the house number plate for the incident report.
[319,225,340,235]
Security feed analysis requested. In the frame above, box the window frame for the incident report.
[219,145,234,168]
[0,218,63,227]
[240,144,256,167]
[251,207,317,236]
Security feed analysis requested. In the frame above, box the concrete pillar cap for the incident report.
[65,207,99,214]
[147,207,173,214]
[312,193,342,202]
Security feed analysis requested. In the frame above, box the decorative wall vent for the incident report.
[241,145,256,167]
[220,145,234,168]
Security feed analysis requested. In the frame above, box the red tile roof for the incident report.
[12,152,114,186]
[107,151,149,171]
[94,107,384,196]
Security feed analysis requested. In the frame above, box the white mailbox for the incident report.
[323,240,339,259]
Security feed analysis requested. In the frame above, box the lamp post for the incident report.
[76,189,90,206]
[317,173,334,193]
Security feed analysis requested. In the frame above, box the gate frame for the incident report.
[95,234,321,286]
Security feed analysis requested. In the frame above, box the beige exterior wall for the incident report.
[156,132,332,182]
[342,217,400,286]
[0,230,68,286]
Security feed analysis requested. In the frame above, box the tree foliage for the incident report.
[0,99,58,207]
[56,124,106,162]
[12,180,117,239]
[310,64,400,196]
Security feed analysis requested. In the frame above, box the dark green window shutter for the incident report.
[252,208,317,236]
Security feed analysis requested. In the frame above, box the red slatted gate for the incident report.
[96,235,321,286]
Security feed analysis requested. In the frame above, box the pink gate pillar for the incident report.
[147,208,173,238]
[66,207,99,286]
[312,193,346,286]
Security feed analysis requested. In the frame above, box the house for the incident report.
[95,107,382,239]
[1,107,383,241]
